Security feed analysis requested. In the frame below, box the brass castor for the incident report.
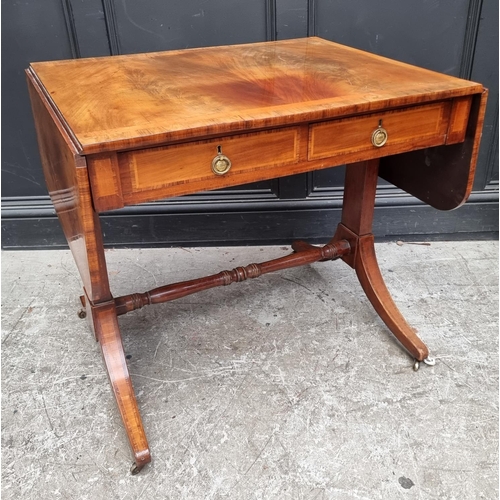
[78,309,87,319]
[130,462,144,475]
[413,357,436,371]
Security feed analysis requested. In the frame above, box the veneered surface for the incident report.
[26,74,111,302]
[29,37,483,154]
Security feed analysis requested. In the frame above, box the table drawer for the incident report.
[119,127,300,204]
[308,102,452,161]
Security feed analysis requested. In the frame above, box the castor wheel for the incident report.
[413,357,436,371]
[130,462,143,475]
[78,309,87,319]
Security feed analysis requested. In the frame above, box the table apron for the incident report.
[86,98,471,213]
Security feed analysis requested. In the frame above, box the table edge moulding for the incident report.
[26,36,487,474]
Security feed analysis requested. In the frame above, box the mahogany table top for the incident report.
[28,37,482,154]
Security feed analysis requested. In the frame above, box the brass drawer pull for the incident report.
[371,122,388,147]
[211,146,232,175]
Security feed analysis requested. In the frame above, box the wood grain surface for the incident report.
[29,37,483,154]
[337,160,429,361]
[379,89,488,210]
[26,73,111,303]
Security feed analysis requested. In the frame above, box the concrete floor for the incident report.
[1,241,498,500]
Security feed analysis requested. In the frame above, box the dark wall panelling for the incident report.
[60,0,81,58]
[307,0,317,37]
[469,0,499,190]
[2,200,498,250]
[266,0,278,41]
[112,0,269,54]
[1,0,74,198]
[64,0,112,58]
[102,0,121,55]
[1,0,498,249]
[460,0,484,79]
[276,0,307,40]
[315,0,469,73]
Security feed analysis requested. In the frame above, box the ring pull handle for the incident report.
[211,145,232,175]
[371,120,388,147]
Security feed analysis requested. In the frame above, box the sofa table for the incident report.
[27,37,486,474]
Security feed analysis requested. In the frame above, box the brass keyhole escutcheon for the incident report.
[211,146,232,175]
[371,124,388,147]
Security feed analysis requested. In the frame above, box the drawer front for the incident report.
[89,98,470,212]
[119,127,300,203]
[308,102,451,161]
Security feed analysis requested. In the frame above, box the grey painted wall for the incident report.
[2,0,498,248]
